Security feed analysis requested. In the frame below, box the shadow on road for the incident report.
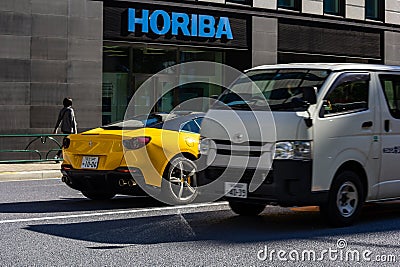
[24,201,400,247]
[0,196,165,213]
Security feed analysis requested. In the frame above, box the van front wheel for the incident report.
[320,171,363,227]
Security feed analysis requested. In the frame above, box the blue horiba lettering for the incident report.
[127,8,233,40]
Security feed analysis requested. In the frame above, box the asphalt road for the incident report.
[0,178,399,267]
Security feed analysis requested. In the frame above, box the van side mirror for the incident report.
[302,87,317,105]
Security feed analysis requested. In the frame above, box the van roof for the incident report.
[249,63,400,72]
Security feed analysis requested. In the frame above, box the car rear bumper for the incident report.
[197,160,328,206]
[61,166,146,196]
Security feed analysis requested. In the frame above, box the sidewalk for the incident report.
[0,162,62,182]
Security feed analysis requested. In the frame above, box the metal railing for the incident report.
[0,134,68,163]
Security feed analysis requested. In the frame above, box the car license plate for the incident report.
[81,156,99,169]
[225,182,247,198]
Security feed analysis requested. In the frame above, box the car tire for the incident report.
[320,170,364,227]
[162,155,198,205]
[81,191,116,200]
[229,201,265,216]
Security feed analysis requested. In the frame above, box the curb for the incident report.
[0,170,62,182]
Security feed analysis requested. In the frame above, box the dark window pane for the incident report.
[366,0,384,20]
[194,118,203,128]
[379,75,400,119]
[323,73,370,116]
[180,120,200,133]
[278,0,298,9]
[324,0,343,15]
[226,0,252,5]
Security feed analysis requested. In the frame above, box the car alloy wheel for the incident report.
[164,156,198,205]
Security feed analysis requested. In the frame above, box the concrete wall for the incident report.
[346,0,365,20]
[252,16,277,67]
[386,0,400,25]
[253,0,277,9]
[302,0,323,15]
[0,0,103,135]
[385,31,400,65]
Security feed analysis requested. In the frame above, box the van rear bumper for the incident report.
[197,160,328,206]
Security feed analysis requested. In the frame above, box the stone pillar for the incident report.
[302,0,323,15]
[252,16,278,67]
[0,0,103,134]
[385,31,400,66]
[67,0,103,131]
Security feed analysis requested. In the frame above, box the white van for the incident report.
[197,63,400,226]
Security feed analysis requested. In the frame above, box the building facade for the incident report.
[1,0,400,134]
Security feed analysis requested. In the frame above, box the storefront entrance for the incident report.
[102,43,249,124]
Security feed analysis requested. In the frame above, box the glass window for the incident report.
[226,0,252,5]
[379,75,400,119]
[102,43,251,125]
[322,73,370,117]
[278,0,301,10]
[103,46,130,125]
[180,120,200,133]
[324,0,344,16]
[217,69,330,111]
[194,118,203,128]
[366,0,384,21]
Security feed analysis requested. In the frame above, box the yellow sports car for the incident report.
[61,112,203,204]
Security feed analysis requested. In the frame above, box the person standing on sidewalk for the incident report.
[53,97,78,158]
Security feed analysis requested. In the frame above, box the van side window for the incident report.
[321,73,370,117]
[379,75,400,119]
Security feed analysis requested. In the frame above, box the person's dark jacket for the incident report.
[54,106,77,134]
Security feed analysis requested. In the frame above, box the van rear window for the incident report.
[379,74,400,119]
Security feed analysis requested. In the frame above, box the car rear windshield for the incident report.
[102,114,166,130]
[216,69,331,111]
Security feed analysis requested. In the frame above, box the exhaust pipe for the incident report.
[119,179,128,187]
[62,176,70,184]
[128,179,136,187]
[118,179,136,187]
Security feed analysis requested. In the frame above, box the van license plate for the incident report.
[225,182,247,198]
[81,156,99,169]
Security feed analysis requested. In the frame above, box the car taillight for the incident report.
[63,137,70,149]
[122,136,151,150]
[61,164,72,170]
[115,167,137,173]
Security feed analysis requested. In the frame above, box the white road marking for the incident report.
[0,202,229,225]
[178,211,197,238]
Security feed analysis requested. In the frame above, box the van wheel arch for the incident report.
[334,161,368,202]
